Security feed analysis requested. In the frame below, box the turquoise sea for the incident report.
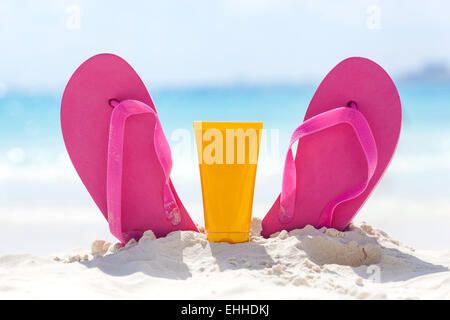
[2,83,450,158]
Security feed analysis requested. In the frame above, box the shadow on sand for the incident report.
[209,240,275,272]
[79,232,192,280]
[79,234,276,278]
[350,245,448,283]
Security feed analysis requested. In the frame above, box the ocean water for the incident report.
[0,83,449,254]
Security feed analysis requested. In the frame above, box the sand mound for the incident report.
[0,220,448,299]
[65,218,382,268]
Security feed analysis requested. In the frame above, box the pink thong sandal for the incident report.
[61,54,198,243]
[261,57,401,237]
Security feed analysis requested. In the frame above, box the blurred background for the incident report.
[1,0,449,254]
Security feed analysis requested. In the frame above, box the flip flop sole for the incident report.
[61,54,197,241]
[262,57,401,236]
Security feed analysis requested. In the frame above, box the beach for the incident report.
[0,220,448,299]
[1,85,450,299]
[1,0,450,302]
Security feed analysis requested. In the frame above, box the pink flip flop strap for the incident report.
[279,104,378,228]
[107,99,181,242]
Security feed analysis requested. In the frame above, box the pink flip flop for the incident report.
[261,57,401,237]
[61,54,198,243]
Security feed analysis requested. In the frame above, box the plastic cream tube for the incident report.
[194,121,263,243]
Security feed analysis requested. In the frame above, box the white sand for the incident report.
[0,219,448,299]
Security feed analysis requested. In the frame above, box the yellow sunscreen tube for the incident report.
[194,121,263,243]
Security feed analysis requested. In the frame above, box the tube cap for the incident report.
[207,232,249,244]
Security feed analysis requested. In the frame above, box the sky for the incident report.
[0,0,450,91]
